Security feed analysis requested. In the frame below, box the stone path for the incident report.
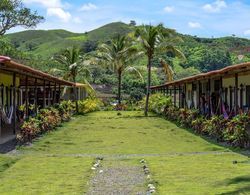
[87,160,146,195]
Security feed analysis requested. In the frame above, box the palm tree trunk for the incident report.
[145,55,152,116]
[118,70,122,105]
[73,77,79,113]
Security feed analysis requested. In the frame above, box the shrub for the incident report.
[38,108,61,132]
[202,116,227,140]
[78,97,103,114]
[191,116,205,134]
[223,114,250,148]
[140,93,172,114]
[19,118,41,142]
[19,101,74,143]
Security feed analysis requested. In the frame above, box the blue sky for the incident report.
[11,0,250,38]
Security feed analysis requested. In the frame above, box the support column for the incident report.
[25,76,28,118]
[58,84,61,104]
[43,80,46,108]
[179,85,181,108]
[184,83,187,109]
[48,82,51,106]
[229,86,233,112]
[34,78,38,115]
[240,84,243,110]
[174,85,176,107]
[208,79,211,117]
[53,82,56,104]
[198,81,201,112]
[220,76,223,115]
[13,73,16,134]
[235,73,238,114]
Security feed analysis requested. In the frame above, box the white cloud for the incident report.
[80,3,98,11]
[23,0,62,8]
[244,29,250,35]
[47,8,71,22]
[163,6,174,13]
[203,0,227,13]
[188,22,202,29]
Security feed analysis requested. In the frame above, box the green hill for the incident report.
[3,21,250,74]
[5,22,133,58]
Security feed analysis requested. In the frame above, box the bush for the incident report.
[223,114,250,148]
[202,116,227,141]
[19,118,41,142]
[18,101,75,143]
[140,93,172,114]
[78,97,103,114]
[156,103,250,148]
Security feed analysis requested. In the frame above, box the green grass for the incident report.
[0,111,249,194]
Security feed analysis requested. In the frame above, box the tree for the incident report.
[0,0,44,36]
[96,35,142,105]
[135,24,185,116]
[51,47,91,112]
[129,20,136,26]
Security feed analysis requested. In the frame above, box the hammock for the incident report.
[222,102,229,120]
[0,106,14,124]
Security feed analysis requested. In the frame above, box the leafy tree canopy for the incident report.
[0,0,44,35]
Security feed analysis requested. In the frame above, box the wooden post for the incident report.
[208,79,211,117]
[43,80,46,108]
[13,73,16,134]
[240,84,243,110]
[25,76,28,118]
[53,82,56,104]
[184,83,187,109]
[179,85,181,108]
[34,78,38,115]
[220,76,223,115]
[48,82,51,106]
[174,85,176,107]
[58,84,61,104]
[229,86,233,112]
[235,73,238,114]
[170,87,172,102]
[198,81,201,112]
[0,85,2,137]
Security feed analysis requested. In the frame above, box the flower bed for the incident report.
[18,97,103,143]
[148,94,250,148]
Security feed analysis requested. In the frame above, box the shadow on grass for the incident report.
[218,175,250,195]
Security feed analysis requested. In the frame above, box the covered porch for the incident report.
[151,62,250,118]
[0,56,75,145]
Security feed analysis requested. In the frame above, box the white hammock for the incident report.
[0,106,14,124]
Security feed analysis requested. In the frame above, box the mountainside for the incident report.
[5,22,133,58]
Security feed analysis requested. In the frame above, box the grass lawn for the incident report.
[0,111,249,194]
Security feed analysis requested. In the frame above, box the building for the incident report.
[151,62,250,117]
[0,56,86,144]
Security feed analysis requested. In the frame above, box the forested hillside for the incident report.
[1,22,250,100]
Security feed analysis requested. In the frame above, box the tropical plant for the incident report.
[51,46,92,112]
[96,35,142,105]
[223,114,250,148]
[78,97,103,114]
[135,24,185,116]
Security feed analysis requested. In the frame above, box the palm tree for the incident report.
[51,46,91,112]
[96,35,142,105]
[135,24,185,116]
[160,59,174,82]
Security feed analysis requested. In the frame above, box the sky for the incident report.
[10,0,250,38]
